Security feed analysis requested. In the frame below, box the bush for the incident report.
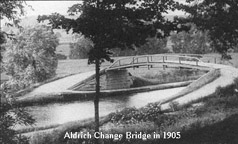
[169,101,180,111]
[69,34,93,59]
[56,53,67,60]
[140,68,206,85]
[110,103,162,124]
[0,88,35,144]
[111,37,169,57]
[3,25,59,90]
[171,24,213,54]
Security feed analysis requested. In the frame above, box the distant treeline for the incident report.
[68,37,169,59]
[60,27,238,60]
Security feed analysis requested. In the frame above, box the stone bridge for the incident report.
[17,54,238,106]
[97,54,216,90]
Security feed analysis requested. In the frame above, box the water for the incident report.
[23,87,185,129]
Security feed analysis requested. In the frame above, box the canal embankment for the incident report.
[16,67,204,106]
[18,63,238,143]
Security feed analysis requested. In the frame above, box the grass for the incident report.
[134,68,206,86]
[1,53,237,84]
[3,53,238,143]
[75,67,204,91]
[202,53,238,68]
[36,78,238,144]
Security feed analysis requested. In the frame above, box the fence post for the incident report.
[163,56,165,63]
[179,57,181,64]
[214,58,216,64]
[147,56,150,70]
[132,57,135,70]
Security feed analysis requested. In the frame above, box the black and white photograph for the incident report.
[1,0,238,144]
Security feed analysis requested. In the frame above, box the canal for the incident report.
[22,87,185,129]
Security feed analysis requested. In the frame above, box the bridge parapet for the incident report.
[107,54,206,71]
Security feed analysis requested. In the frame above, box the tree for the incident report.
[137,37,169,55]
[0,1,35,143]
[0,0,31,61]
[37,0,182,142]
[0,32,6,66]
[104,37,169,57]
[69,34,93,59]
[180,0,238,57]
[3,25,59,90]
[170,24,212,54]
[0,89,35,144]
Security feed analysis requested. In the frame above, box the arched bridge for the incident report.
[106,54,214,71]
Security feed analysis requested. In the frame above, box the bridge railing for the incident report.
[158,53,221,64]
[107,54,204,70]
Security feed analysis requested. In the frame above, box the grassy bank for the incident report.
[75,67,207,91]
[16,67,203,106]
[100,78,238,144]
[131,68,207,87]
[27,78,238,144]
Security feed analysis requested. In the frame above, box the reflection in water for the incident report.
[25,87,185,128]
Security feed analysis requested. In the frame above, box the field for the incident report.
[1,53,238,84]
[27,78,238,144]
[1,52,236,144]
[46,53,238,77]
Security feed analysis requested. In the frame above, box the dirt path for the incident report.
[161,63,238,110]
[18,60,238,105]
[18,71,95,100]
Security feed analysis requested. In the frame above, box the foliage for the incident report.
[0,0,32,41]
[180,0,238,56]
[138,37,169,55]
[69,34,93,59]
[0,1,36,144]
[108,79,238,144]
[0,88,35,144]
[29,79,238,144]
[0,32,6,62]
[56,53,67,60]
[37,0,184,135]
[170,24,212,54]
[37,0,182,64]
[3,25,59,90]
[169,101,180,111]
[132,68,206,87]
[111,103,162,124]
[1,0,29,61]
[1,0,26,26]
[112,37,169,56]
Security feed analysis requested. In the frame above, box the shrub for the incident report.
[3,25,59,90]
[111,103,162,124]
[0,89,35,144]
[56,53,67,60]
[69,34,93,59]
[169,101,180,111]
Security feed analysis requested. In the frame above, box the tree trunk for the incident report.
[94,58,100,143]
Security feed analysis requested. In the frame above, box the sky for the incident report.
[24,1,80,16]
[24,1,185,17]
[1,0,185,28]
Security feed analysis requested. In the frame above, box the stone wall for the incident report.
[76,69,133,91]
[106,69,133,90]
